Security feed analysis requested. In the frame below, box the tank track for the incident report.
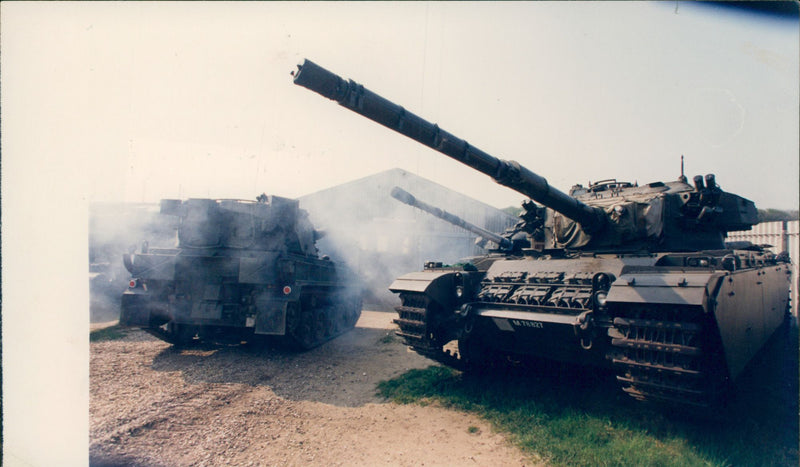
[395,293,727,407]
[393,292,465,370]
[142,295,362,350]
[287,295,362,350]
[608,306,725,407]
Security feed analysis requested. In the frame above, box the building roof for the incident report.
[299,168,518,231]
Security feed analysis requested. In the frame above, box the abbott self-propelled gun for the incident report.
[120,194,362,349]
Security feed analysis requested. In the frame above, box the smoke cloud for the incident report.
[88,170,518,322]
[89,202,177,323]
[299,169,518,311]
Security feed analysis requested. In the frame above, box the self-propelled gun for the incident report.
[120,194,362,349]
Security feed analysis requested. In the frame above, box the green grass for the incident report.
[90,325,129,342]
[378,331,397,345]
[377,328,798,467]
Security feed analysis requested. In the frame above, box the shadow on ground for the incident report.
[145,318,430,408]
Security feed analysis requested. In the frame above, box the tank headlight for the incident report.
[455,286,465,298]
[129,279,137,289]
[594,291,608,309]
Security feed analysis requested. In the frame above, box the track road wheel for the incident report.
[288,302,316,350]
[314,310,328,342]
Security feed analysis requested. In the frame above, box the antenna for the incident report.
[678,155,687,183]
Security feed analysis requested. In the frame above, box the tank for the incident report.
[293,59,792,407]
[390,186,524,273]
[119,194,362,349]
[391,186,515,252]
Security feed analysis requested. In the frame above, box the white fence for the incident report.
[727,220,799,315]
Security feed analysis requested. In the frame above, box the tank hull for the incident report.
[391,251,791,406]
[120,249,361,349]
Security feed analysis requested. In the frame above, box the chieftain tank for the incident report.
[293,59,792,406]
[120,194,362,349]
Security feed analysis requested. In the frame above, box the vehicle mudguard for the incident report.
[389,270,462,310]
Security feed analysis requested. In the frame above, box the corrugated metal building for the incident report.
[299,168,519,309]
[728,220,799,315]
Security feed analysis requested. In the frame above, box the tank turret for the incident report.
[390,186,513,251]
[293,59,758,253]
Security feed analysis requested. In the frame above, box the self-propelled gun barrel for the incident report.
[390,186,513,250]
[292,59,606,233]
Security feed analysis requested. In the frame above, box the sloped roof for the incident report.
[299,168,517,229]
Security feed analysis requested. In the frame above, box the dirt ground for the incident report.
[90,311,541,466]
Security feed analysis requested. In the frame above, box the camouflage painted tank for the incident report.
[120,194,362,349]
[293,59,792,407]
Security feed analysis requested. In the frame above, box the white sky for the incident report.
[1,2,798,465]
[2,1,798,210]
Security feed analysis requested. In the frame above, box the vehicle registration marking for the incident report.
[511,320,544,329]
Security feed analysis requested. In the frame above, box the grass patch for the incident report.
[90,325,128,342]
[377,325,798,467]
[378,331,397,345]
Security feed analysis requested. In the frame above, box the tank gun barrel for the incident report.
[390,187,512,250]
[293,59,606,233]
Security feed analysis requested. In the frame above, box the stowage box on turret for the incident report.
[120,194,362,349]
[294,59,792,407]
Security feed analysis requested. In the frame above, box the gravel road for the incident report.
[90,311,539,466]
